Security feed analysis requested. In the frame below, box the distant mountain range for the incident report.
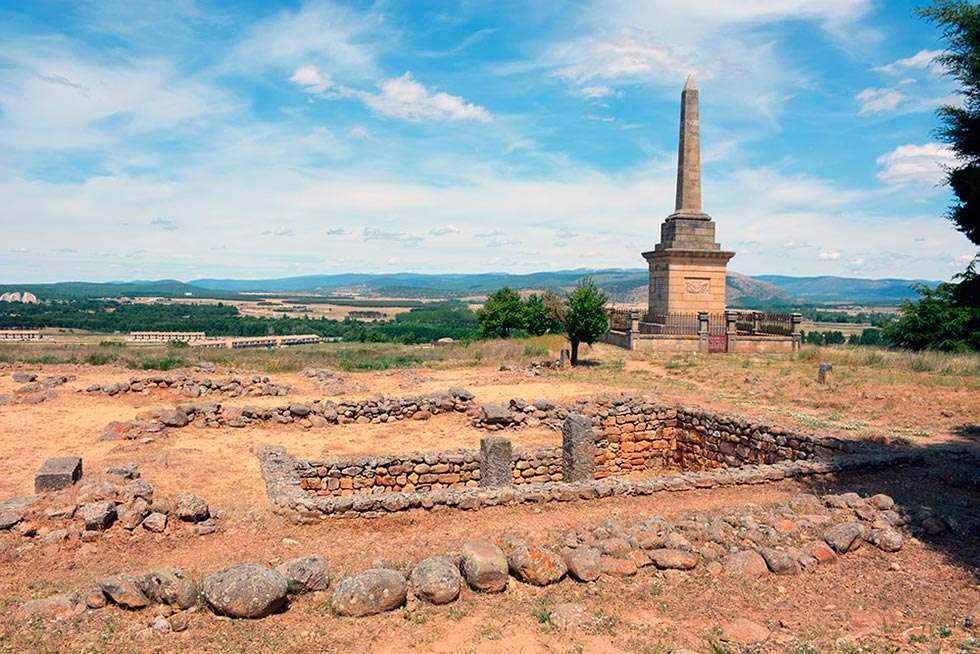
[0,270,939,307]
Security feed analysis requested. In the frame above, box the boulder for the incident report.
[410,556,461,605]
[175,493,210,522]
[868,528,903,553]
[460,541,509,593]
[599,555,638,577]
[868,494,895,511]
[563,546,601,582]
[202,564,288,619]
[158,409,189,428]
[276,555,330,594]
[100,575,150,609]
[141,568,198,609]
[480,404,512,425]
[142,512,167,533]
[724,550,768,579]
[0,509,23,531]
[34,457,83,493]
[330,569,407,617]
[80,501,117,531]
[807,541,838,564]
[823,522,865,554]
[758,548,800,575]
[649,548,698,570]
[508,544,567,586]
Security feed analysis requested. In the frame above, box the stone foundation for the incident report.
[259,393,892,519]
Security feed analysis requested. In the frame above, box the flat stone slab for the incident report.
[35,457,83,493]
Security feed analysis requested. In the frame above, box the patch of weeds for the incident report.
[786,645,819,654]
[958,637,980,653]
[909,632,929,643]
[603,358,626,372]
[910,356,935,372]
[864,352,886,367]
[403,609,427,625]
[584,610,621,636]
[798,349,818,361]
[646,581,664,598]
[665,356,694,371]
[137,356,187,371]
[85,352,116,366]
[706,639,731,654]
[936,625,953,639]
[625,637,669,654]
[523,343,549,357]
[533,606,552,625]
[446,606,468,620]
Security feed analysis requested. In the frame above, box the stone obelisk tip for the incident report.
[674,76,702,214]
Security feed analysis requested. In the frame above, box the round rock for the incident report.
[330,569,407,617]
[410,556,461,605]
[276,555,330,594]
[202,564,288,619]
[508,544,567,586]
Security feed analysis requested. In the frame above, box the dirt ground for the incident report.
[0,343,978,653]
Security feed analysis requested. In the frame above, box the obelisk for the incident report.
[674,75,704,217]
[641,76,734,321]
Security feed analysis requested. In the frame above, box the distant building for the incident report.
[348,310,386,321]
[127,331,206,343]
[0,330,43,341]
[188,334,321,349]
[433,337,455,346]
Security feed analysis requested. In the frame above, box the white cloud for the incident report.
[290,64,332,94]
[856,87,907,115]
[873,49,945,76]
[355,73,491,123]
[578,85,613,99]
[555,31,691,85]
[876,143,959,186]
[262,227,295,237]
[150,217,177,231]
[348,126,370,139]
[818,250,841,260]
[430,224,460,236]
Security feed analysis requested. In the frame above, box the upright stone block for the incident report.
[479,437,513,488]
[562,414,595,482]
[35,456,83,493]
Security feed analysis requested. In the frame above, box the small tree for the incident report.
[477,287,524,338]
[564,278,608,365]
[523,293,564,335]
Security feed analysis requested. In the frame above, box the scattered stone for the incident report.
[152,616,172,633]
[724,550,768,579]
[0,509,23,531]
[276,555,330,594]
[83,586,107,609]
[141,569,198,609]
[80,501,117,531]
[460,541,509,593]
[34,456,83,493]
[169,611,189,632]
[563,546,601,582]
[807,541,838,564]
[868,494,894,511]
[175,494,210,522]
[202,564,288,619]
[100,575,151,609]
[649,548,698,570]
[721,618,771,645]
[758,547,801,575]
[330,569,407,617]
[508,543,567,586]
[106,464,140,480]
[920,516,947,535]
[823,522,865,554]
[410,556,461,605]
[599,555,638,577]
[868,528,903,553]
[142,512,167,533]
[157,409,190,428]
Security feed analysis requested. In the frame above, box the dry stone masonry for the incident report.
[82,374,291,398]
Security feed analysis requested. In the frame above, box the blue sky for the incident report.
[0,0,976,283]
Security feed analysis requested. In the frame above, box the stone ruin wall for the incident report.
[295,395,837,498]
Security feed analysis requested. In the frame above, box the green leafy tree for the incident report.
[805,331,824,346]
[859,328,883,346]
[477,287,525,338]
[883,270,980,351]
[522,293,564,335]
[919,1,980,245]
[564,279,608,365]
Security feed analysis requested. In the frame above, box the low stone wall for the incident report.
[297,446,563,495]
[268,394,868,514]
[261,443,919,520]
[143,388,475,430]
[82,375,291,399]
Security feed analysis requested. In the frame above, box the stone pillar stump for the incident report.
[479,437,513,488]
[562,413,595,482]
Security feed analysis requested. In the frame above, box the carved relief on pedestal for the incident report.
[684,277,710,295]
